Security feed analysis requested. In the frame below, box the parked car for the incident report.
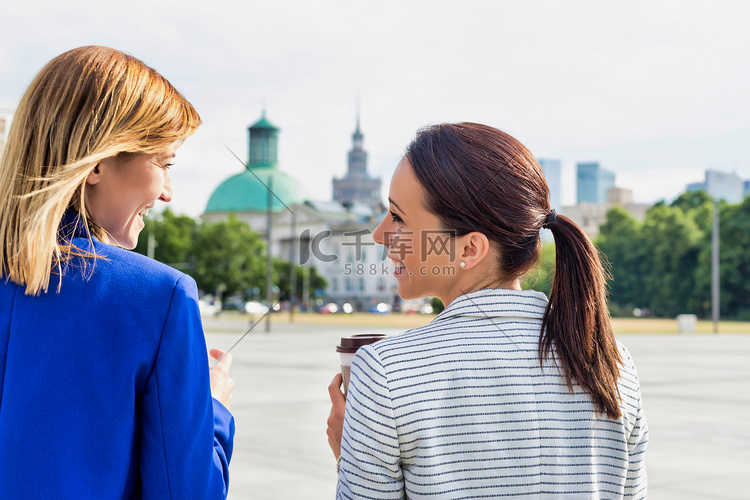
[318,302,339,314]
[244,301,270,316]
[198,299,221,317]
[369,302,392,314]
[418,303,434,315]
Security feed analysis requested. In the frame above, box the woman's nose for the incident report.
[373,216,388,246]
[159,171,173,203]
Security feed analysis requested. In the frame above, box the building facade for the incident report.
[538,159,562,213]
[202,113,394,310]
[332,117,382,207]
[577,162,615,204]
[563,187,650,238]
[686,169,745,203]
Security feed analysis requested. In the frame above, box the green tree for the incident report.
[133,208,197,270]
[720,197,750,319]
[522,242,555,297]
[671,190,713,233]
[596,207,644,311]
[639,203,705,317]
[192,215,267,298]
[695,197,750,319]
[272,260,328,302]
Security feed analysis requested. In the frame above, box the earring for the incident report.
[459,262,466,268]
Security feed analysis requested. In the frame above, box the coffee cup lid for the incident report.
[336,333,387,353]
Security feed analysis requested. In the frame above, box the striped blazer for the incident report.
[338,288,648,499]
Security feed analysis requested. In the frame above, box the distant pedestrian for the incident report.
[327,122,648,498]
[0,46,234,499]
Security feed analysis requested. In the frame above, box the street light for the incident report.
[712,198,719,334]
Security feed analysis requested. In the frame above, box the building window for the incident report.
[359,277,365,291]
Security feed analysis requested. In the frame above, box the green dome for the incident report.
[249,116,279,130]
[205,166,306,213]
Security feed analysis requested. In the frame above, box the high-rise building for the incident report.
[332,116,381,207]
[538,159,562,213]
[577,162,615,204]
[744,180,750,199]
[686,169,744,203]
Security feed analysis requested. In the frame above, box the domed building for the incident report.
[203,114,306,223]
[202,113,395,311]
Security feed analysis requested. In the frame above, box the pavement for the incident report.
[201,315,750,500]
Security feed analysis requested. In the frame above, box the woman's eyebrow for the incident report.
[388,198,405,215]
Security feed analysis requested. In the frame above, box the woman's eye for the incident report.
[390,211,404,224]
[162,163,174,170]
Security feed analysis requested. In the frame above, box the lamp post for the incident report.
[712,198,719,334]
[146,211,163,260]
[266,178,272,333]
[289,210,296,322]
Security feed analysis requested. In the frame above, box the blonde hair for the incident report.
[0,46,201,295]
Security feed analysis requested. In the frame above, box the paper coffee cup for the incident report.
[336,334,387,397]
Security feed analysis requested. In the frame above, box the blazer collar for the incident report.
[59,209,91,241]
[433,288,549,323]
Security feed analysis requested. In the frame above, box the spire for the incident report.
[355,92,361,135]
[352,94,363,147]
[332,103,381,206]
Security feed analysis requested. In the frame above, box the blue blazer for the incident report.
[0,214,234,499]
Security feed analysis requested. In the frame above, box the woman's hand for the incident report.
[209,348,234,409]
[327,373,346,459]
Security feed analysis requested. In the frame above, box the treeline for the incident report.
[524,191,750,320]
[133,209,326,302]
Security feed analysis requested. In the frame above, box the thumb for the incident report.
[209,348,232,367]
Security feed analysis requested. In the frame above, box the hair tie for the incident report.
[542,209,557,229]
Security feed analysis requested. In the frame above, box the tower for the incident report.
[247,111,279,168]
[333,114,382,206]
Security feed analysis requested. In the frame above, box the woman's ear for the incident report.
[85,164,102,186]
[457,232,492,270]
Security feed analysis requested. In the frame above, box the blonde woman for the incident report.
[0,46,234,499]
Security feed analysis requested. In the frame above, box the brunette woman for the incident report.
[327,123,647,499]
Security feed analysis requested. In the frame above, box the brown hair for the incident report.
[0,46,201,294]
[405,122,623,419]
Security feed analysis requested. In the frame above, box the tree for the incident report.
[191,215,267,298]
[133,208,197,270]
[272,260,328,302]
[671,190,713,233]
[522,242,555,297]
[596,207,644,311]
[639,203,705,317]
[697,197,750,319]
[720,197,750,319]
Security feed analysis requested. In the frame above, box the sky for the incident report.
[1,0,749,217]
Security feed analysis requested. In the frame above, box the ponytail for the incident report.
[541,214,623,419]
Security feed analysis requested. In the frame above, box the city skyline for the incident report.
[1,1,748,217]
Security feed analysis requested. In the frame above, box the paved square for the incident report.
[203,317,750,499]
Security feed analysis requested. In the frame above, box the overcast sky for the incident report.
[1,0,748,217]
